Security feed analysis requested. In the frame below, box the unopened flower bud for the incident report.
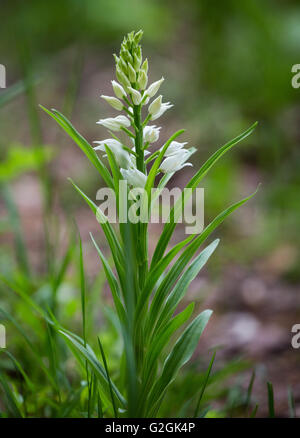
[111,80,126,99]
[127,63,136,83]
[121,48,133,65]
[101,95,123,111]
[118,58,128,75]
[133,29,143,45]
[116,67,131,89]
[141,59,148,74]
[133,52,142,71]
[146,77,164,98]
[113,54,120,65]
[137,70,148,90]
[128,86,142,105]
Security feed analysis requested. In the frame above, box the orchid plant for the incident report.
[41,31,257,418]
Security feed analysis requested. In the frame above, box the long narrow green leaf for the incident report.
[148,239,219,336]
[194,351,216,417]
[0,350,35,392]
[137,188,258,319]
[1,184,31,278]
[288,387,296,418]
[0,307,57,389]
[267,381,275,418]
[57,328,126,407]
[97,337,118,418]
[0,373,23,418]
[246,370,256,413]
[90,233,126,323]
[69,179,124,285]
[146,310,212,415]
[250,404,259,418]
[142,303,195,391]
[39,105,113,188]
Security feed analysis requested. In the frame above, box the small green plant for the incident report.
[39,30,257,417]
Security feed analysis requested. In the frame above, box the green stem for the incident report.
[132,104,148,379]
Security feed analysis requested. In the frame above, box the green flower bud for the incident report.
[133,30,143,44]
[141,59,148,74]
[118,58,128,75]
[133,52,142,71]
[113,54,120,66]
[127,63,136,83]
[116,67,131,89]
[137,70,148,90]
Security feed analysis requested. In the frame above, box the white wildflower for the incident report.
[151,101,173,121]
[121,167,147,188]
[93,139,132,169]
[97,115,130,131]
[143,125,160,143]
[160,149,192,173]
[148,95,162,117]
[161,141,187,156]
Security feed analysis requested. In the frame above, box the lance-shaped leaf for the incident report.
[69,178,125,287]
[90,233,126,323]
[40,105,113,189]
[147,239,219,336]
[146,310,213,414]
[136,187,258,319]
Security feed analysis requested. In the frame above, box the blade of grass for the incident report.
[0,373,23,418]
[267,381,275,418]
[97,337,118,418]
[250,404,259,418]
[288,386,296,418]
[194,351,216,417]
[246,370,256,414]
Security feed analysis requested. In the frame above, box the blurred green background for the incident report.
[0,0,300,417]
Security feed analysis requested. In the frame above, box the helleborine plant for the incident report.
[40,30,257,418]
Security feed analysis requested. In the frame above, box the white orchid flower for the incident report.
[93,139,132,169]
[145,77,164,98]
[121,167,147,188]
[148,95,162,117]
[97,115,130,131]
[143,125,161,143]
[160,149,192,173]
[151,101,173,121]
[101,95,123,111]
[128,86,142,105]
[111,80,127,99]
[161,140,188,157]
